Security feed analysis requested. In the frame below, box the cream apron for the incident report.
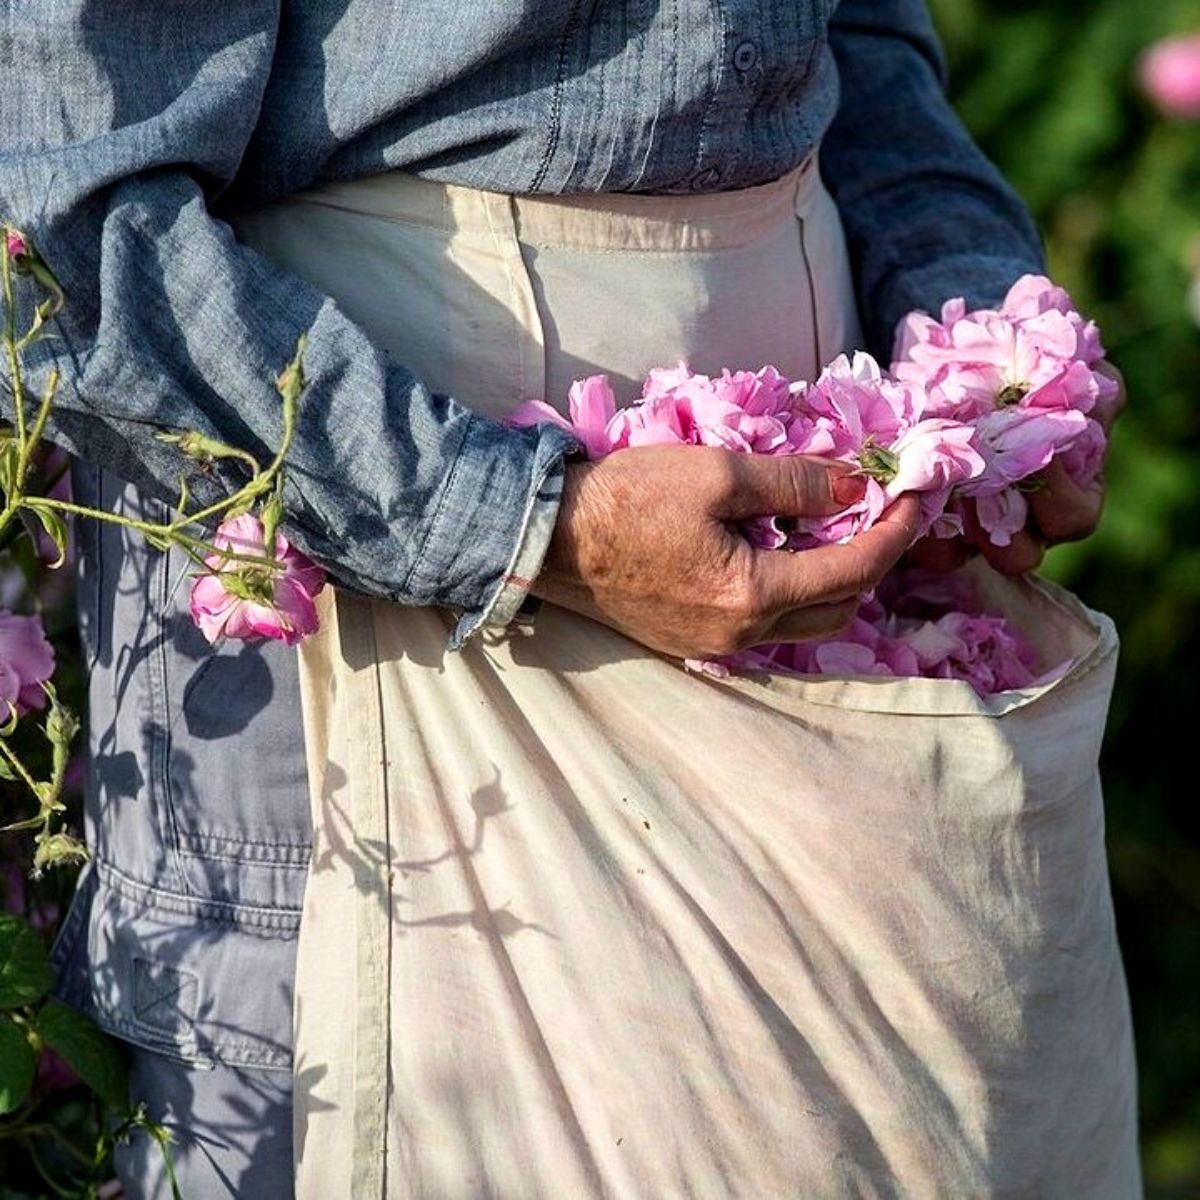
[233,160,1140,1199]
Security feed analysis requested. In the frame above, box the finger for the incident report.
[1028,459,1104,544]
[1091,394,1122,435]
[720,453,867,521]
[761,598,861,645]
[903,535,973,573]
[980,528,1046,575]
[1092,361,1127,433]
[957,498,1046,574]
[754,494,920,610]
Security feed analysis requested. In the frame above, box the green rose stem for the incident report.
[1,227,308,876]
[2,233,28,450]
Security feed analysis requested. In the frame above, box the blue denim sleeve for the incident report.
[823,0,1047,357]
[0,3,576,643]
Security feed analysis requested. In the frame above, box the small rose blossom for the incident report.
[893,275,1112,417]
[956,405,1091,544]
[0,610,55,716]
[629,363,794,453]
[190,514,326,647]
[999,274,1109,370]
[1139,33,1200,119]
[1059,417,1108,490]
[892,274,1110,545]
[509,375,619,459]
[789,353,983,545]
[607,391,689,448]
[712,567,1048,696]
[4,227,29,261]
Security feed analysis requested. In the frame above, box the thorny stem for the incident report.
[28,1140,76,1198]
[0,229,256,1193]
[1,244,26,448]
[0,733,43,795]
[22,497,285,572]
[20,366,59,483]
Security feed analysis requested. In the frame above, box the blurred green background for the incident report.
[928,0,1200,1193]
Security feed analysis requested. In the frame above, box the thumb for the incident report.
[719,454,867,520]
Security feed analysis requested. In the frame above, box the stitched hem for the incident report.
[94,858,302,932]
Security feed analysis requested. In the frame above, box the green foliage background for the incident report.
[928,0,1200,1193]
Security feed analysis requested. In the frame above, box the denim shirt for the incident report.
[0,0,1043,627]
[1,1,1044,1075]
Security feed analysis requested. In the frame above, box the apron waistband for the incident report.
[284,154,820,254]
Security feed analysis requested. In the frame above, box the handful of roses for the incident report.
[513,275,1112,694]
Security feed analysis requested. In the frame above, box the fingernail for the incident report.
[831,472,866,504]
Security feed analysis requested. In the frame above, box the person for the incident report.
[0,2,1128,1196]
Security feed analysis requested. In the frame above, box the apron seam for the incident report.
[797,212,823,372]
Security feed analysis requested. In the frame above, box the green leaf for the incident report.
[0,1012,36,1114]
[0,814,45,833]
[0,913,52,1009]
[23,504,68,569]
[37,1001,129,1113]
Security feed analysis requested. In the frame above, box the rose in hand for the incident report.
[893,275,1125,574]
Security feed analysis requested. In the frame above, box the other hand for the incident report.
[908,359,1127,576]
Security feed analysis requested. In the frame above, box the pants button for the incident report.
[733,40,759,71]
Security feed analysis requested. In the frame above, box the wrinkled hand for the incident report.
[909,359,1127,576]
[534,446,920,659]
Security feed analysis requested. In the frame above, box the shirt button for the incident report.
[690,166,722,191]
[733,40,759,71]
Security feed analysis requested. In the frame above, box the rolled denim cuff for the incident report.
[407,414,576,650]
[451,456,565,646]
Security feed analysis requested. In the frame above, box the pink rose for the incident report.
[632,363,794,453]
[1059,417,1108,490]
[1140,34,1200,119]
[999,274,1108,368]
[509,375,619,460]
[709,567,1051,696]
[4,227,29,261]
[190,514,326,647]
[891,274,1111,545]
[790,353,983,545]
[0,610,55,716]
